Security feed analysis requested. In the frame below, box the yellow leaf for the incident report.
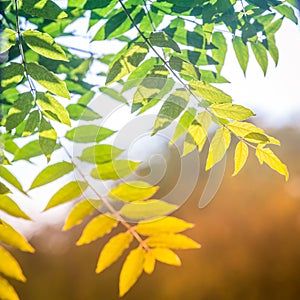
[119,248,145,297]
[76,214,118,246]
[96,232,133,274]
[206,127,231,170]
[0,195,31,220]
[210,103,255,121]
[0,246,26,282]
[143,251,156,274]
[146,234,200,249]
[0,277,20,300]
[233,141,249,176]
[136,216,194,236]
[255,146,289,180]
[152,248,181,266]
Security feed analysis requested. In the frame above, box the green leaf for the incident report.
[13,140,45,161]
[100,87,127,104]
[169,56,200,80]
[37,92,71,125]
[266,35,279,66]
[146,233,200,249]
[119,248,145,297]
[152,89,190,135]
[44,181,88,211]
[251,42,268,75]
[264,18,283,35]
[189,80,232,103]
[232,36,249,75]
[0,28,16,54]
[63,199,102,231]
[206,127,231,170]
[23,110,40,136]
[79,144,123,164]
[120,200,177,220]
[96,232,133,274]
[76,214,118,246]
[0,195,30,220]
[27,63,70,99]
[210,103,255,120]
[274,5,298,24]
[0,277,20,300]
[0,182,10,194]
[0,220,35,253]
[65,125,115,143]
[5,92,33,131]
[255,146,289,180]
[149,31,181,53]
[23,30,68,61]
[0,245,26,282]
[0,63,24,88]
[136,216,194,236]
[22,0,68,20]
[212,32,227,73]
[91,160,140,180]
[151,248,181,266]
[106,43,149,85]
[38,118,57,161]
[66,104,101,121]
[108,181,159,202]
[30,161,74,190]
[0,166,24,193]
[233,141,249,176]
[244,132,270,143]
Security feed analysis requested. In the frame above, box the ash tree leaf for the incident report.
[108,181,159,202]
[23,110,40,136]
[96,232,133,274]
[22,0,68,20]
[265,35,279,66]
[0,63,24,88]
[38,118,57,161]
[30,161,74,190]
[206,127,231,170]
[145,233,200,249]
[210,103,255,120]
[143,251,156,274]
[119,248,145,297]
[44,181,88,211]
[212,32,227,73]
[91,160,140,180]
[0,195,31,220]
[79,144,123,164]
[0,166,24,193]
[36,92,71,125]
[151,248,181,266]
[76,214,118,246]
[232,36,249,75]
[0,220,35,253]
[274,5,298,24]
[0,28,17,54]
[0,182,10,194]
[251,42,268,75]
[0,277,20,300]
[189,80,232,103]
[0,245,26,282]
[149,31,181,53]
[13,140,44,161]
[100,87,127,104]
[106,43,149,85]
[27,63,70,99]
[255,146,289,180]
[136,216,194,236]
[244,132,270,143]
[23,30,68,61]
[233,141,249,176]
[5,92,33,131]
[63,199,103,231]
[120,200,177,220]
[264,18,283,35]
[169,56,200,80]
[65,125,115,143]
[66,104,101,121]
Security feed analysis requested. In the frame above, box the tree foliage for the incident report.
[0,0,298,298]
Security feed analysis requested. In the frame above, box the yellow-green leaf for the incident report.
[251,42,268,76]
[149,31,181,53]
[108,181,159,202]
[44,181,88,211]
[136,216,194,236]
[0,220,35,253]
[146,234,200,249]
[0,28,17,54]
[96,232,133,274]
[233,141,249,176]
[210,103,255,121]
[206,127,231,170]
[0,277,20,300]
[23,30,68,61]
[23,110,40,136]
[143,251,156,274]
[0,63,24,88]
[151,248,181,266]
[0,245,26,282]
[232,36,249,75]
[63,199,102,231]
[76,214,118,246]
[119,248,145,297]
[0,195,30,220]
[255,146,289,180]
[0,166,24,193]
